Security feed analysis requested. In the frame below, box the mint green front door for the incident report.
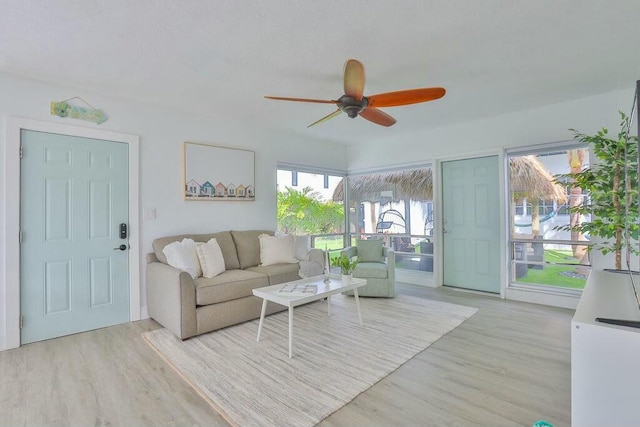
[20,130,130,344]
[442,156,501,293]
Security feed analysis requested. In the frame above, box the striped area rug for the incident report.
[142,293,477,427]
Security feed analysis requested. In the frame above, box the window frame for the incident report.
[506,141,592,294]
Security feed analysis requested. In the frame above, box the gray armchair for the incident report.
[341,242,395,297]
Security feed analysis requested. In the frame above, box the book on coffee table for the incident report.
[278,283,318,295]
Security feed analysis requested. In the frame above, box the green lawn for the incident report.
[516,249,588,289]
[312,236,344,257]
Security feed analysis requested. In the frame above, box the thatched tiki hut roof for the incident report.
[332,169,433,203]
[333,158,566,204]
[509,156,567,203]
[332,159,566,236]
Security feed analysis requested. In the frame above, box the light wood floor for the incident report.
[0,284,573,427]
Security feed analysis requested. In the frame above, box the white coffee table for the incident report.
[252,274,367,358]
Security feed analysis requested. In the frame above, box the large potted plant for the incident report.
[554,112,639,270]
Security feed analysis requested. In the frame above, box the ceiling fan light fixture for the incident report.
[265,59,445,127]
[337,95,368,118]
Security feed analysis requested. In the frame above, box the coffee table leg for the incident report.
[327,295,332,316]
[288,307,293,358]
[353,288,363,326]
[256,299,267,342]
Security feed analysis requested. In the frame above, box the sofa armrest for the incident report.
[146,261,197,340]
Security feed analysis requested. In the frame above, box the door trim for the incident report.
[4,117,140,350]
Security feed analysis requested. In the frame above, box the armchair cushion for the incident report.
[354,262,388,279]
[356,239,385,263]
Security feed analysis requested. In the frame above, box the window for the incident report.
[276,166,346,257]
[508,148,592,290]
[346,167,434,273]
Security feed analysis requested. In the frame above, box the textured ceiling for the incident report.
[1,0,639,145]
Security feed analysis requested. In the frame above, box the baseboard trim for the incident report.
[0,334,6,352]
[396,269,436,287]
[506,286,580,309]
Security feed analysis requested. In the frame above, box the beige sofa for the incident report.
[146,229,324,339]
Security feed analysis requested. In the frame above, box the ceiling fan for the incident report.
[265,59,445,128]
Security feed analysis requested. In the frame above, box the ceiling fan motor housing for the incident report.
[337,95,368,118]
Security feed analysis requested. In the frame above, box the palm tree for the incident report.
[567,149,587,258]
[509,156,567,237]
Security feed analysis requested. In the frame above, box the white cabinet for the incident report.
[572,270,640,426]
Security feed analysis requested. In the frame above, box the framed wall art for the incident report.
[184,142,255,201]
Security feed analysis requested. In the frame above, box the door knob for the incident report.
[113,244,128,251]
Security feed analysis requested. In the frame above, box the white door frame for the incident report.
[4,117,140,350]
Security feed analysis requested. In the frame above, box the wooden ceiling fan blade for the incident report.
[343,59,365,100]
[359,107,396,127]
[368,87,446,107]
[264,96,337,104]
[308,109,343,128]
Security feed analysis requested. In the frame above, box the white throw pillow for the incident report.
[259,234,298,266]
[293,235,311,261]
[196,238,226,278]
[275,231,311,261]
[162,238,202,279]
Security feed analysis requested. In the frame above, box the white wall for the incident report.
[0,72,347,349]
[348,88,635,172]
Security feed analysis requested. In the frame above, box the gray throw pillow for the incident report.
[357,239,384,263]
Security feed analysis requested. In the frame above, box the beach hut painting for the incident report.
[201,181,215,196]
[236,184,246,198]
[185,179,201,197]
[214,182,226,197]
[184,142,255,201]
[227,183,237,197]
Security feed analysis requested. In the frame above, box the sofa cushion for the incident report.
[200,232,240,270]
[258,234,297,266]
[231,230,273,269]
[293,235,312,261]
[196,238,226,278]
[153,231,240,270]
[162,238,202,279]
[246,263,300,285]
[357,238,385,263]
[276,232,311,261]
[194,269,269,305]
[354,262,389,279]
[154,234,198,265]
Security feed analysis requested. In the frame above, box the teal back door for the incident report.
[20,130,130,344]
[442,156,501,293]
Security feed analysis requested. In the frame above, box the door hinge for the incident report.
[19,315,24,329]
[19,145,23,159]
[19,229,23,243]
